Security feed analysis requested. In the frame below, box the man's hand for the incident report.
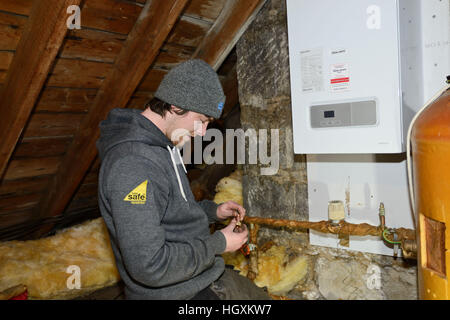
[216,201,246,222]
[219,219,248,253]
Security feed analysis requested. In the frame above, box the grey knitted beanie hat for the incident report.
[154,59,226,119]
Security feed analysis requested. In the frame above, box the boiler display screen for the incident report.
[324,110,335,118]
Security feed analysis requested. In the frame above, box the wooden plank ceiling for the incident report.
[0,0,265,240]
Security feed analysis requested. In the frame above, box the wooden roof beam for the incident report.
[220,64,238,120]
[34,0,267,238]
[193,0,267,71]
[0,0,82,180]
[34,0,189,237]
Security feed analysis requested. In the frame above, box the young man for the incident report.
[96,59,269,300]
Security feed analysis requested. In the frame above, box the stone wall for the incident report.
[256,237,418,300]
[235,0,418,300]
[236,0,308,243]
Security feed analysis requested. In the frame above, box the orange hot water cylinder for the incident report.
[411,86,450,299]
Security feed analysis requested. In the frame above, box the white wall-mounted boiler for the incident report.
[287,0,424,154]
[286,0,449,256]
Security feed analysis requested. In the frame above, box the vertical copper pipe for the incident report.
[247,223,259,280]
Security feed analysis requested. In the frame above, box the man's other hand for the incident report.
[219,219,248,253]
[216,201,246,222]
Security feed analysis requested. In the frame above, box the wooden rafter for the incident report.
[34,0,267,238]
[193,0,267,70]
[220,64,238,120]
[34,0,189,236]
[0,0,82,180]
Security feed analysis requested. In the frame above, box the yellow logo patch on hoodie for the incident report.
[124,180,148,204]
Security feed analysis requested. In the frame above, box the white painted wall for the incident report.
[307,0,449,256]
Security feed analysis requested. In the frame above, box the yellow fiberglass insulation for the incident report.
[214,171,308,296]
[213,170,243,206]
[223,244,309,296]
[0,218,120,299]
[254,245,308,295]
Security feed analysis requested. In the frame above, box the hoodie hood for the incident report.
[97,108,173,161]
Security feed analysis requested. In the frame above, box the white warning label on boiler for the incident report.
[330,48,347,56]
[330,63,350,92]
[300,48,324,93]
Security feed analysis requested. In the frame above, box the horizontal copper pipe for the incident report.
[243,216,415,242]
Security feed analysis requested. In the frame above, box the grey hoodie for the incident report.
[96,108,226,300]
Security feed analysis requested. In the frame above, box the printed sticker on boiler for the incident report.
[300,48,324,93]
[330,63,350,92]
[330,48,347,56]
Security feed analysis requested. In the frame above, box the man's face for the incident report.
[167,107,212,147]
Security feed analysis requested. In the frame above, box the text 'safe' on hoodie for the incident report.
[96,108,226,299]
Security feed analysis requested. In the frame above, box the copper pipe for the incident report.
[401,239,417,259]
[242,216,415,242]
[379,203,386,230]
[247,223,259,280]
[241,216,417,282]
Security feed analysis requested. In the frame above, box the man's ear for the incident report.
[171,105,190,117]
[171,105,182,114]
[166,105,178,118]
